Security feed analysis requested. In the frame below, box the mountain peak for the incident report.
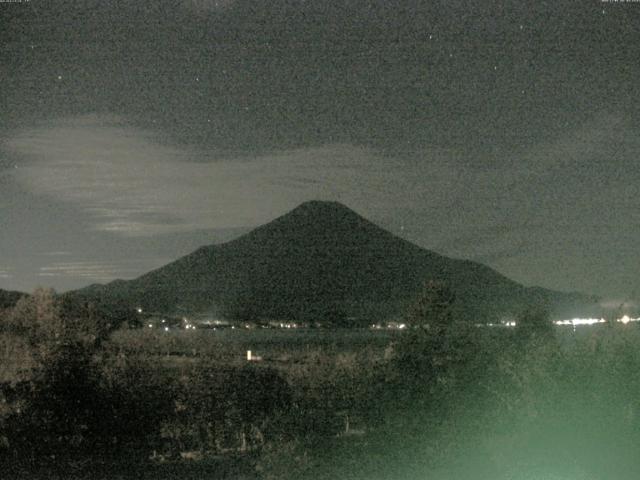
[259,200,374,237]
[288,200,359,217]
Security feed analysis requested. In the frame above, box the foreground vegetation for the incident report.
[2,286,640,479]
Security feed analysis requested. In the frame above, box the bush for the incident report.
[96,348,177,456]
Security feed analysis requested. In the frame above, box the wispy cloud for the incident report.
[37,259,169,282]
[5,114,461,237]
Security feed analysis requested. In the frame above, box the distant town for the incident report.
[136,307,640,332]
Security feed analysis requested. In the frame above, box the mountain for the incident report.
[0,289,27,310]
[70,201,598,324]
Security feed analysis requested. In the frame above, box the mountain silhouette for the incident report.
[70,201,598,324]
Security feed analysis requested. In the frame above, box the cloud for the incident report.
[5,114,462,237]
[37,259,169,282]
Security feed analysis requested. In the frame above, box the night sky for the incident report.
[1,1,639,305]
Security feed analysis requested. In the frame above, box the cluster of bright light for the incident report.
[278,323,298,329]
[555,315,639,327]
[484,316,640,329]
[555,318,605,327]
[184,324,197,330]
[369,322,407,330]
[485,321,517,327]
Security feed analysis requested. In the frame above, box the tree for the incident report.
[4,288,60,345]
[0,289,118,460]
[395,280,477,394]
[406,280,457,334]
[513,306,554,343]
